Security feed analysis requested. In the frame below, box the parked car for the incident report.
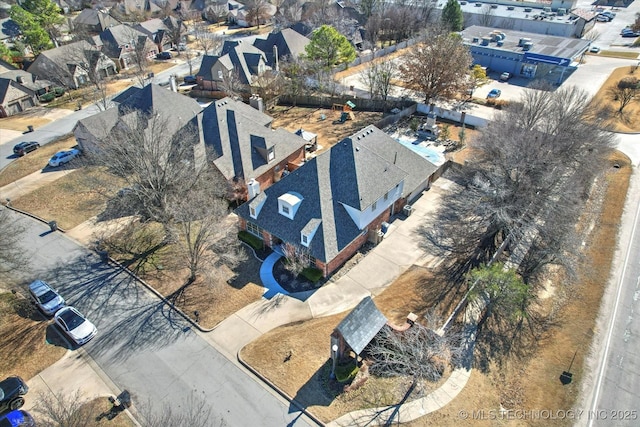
[54,306,97,345]
[0,377,28,414]
[499,72,511,81]
[12,142,39,157]
[156,51,172,60]
[48,149,80,167]
[621,31,640,38]
[0,410,35,427]
[601,11,616,19]
[183,75,196,84]
[28,280,65,316]
[589,46,601,53]
[596,14,611,22]
[487,89,502,99]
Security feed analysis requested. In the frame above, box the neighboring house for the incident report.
[99,24,158,70]
[27,40,117,89]
[227,0,276,27]
[75,85,306,195]
[0,18,20,46]
[135,17,186,52]
[118,0,163,15]
[74,83,203,155]
[0,59,54,117]
[73,9,121,34]
[235,125,440,278]
[252,28,310,70]
[196,40,268,89]
[201,96,307,192]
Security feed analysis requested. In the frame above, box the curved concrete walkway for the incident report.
[207,179,473,425]
[259,251,288,299]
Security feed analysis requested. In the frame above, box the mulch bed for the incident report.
[272,259,324,293]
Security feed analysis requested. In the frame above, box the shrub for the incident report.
[300,267,323,283]
[53,87,65,97]
[39,92,55,102]
[618,76,639,89]
[335,363,359,383]
[238,230,263,250]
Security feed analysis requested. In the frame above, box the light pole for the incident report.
[330,344,338,380]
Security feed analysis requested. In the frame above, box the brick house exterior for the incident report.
[235,125,440,278]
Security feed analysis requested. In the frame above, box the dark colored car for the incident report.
[0,377,28,414]
[621,31,640,38]
[12,142,39,157]
[183,75,197,84]
[156,51,172,60]
[0,410,35,427]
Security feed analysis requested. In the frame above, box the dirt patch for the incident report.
[241,150,631,425]
[589,66,640,133]
[0,292,67,381]
[0,134,77,187]
[269,106,384,154]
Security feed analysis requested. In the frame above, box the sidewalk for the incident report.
[204,178,472,425]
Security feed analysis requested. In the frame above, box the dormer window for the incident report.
[278,192,303,219]
[250,207,256,217]
[301,234,308,245]
[301,218,321,247]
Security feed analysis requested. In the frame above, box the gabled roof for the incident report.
[134,18,169,43]
[99,24,149,58]
[201,97,303,181]
[73,9,120,31]
[0,69,52,92]
[335,296,387,355]
[235,126,408,263]
[77,84,202,140]
[253,28,310,67]
[355,125,438,197]
[0,78,36,104]
[220,40,267,84]
[196,55,220,80]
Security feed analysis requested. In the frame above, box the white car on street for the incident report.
[48,149,80,167]
[28,280,65,316]
[54,306,97,345]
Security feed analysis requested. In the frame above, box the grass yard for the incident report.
[0,292,67,382]
[589,65,640,133]
[10,167,119,230]
[0,134,77,187]
[241,150,631,425]
[592,50,640,59]
[0,115,51,132]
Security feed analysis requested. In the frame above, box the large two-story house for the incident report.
[235,125,440,277]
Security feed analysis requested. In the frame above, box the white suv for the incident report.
[48,149,80,167]
[29,280,65,316]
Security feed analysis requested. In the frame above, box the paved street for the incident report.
[10,210,314,426]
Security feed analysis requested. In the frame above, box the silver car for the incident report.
[54,307,97,346]
[28,280,65,316]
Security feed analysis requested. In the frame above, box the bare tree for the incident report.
[281,242,310,276]
[0,206,25,277]
[582,28,601,42]
[252,70,285,104]
[280,55,310,102]
[478,5,495,27]
[399,29,473,103]
[168,192,236,283]
[608,77,639,114]
[421,85,613,282]
[33,390,94,427]
[123,28,153,87]
[164,18,186,54]
[93,111,212,233]
[136,392,225,427]
[244,0,271,28]
[193,22,222,55]
[359,60,397,103]
[367,318,465,390]
[219,69,249,98]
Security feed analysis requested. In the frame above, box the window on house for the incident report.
[301,235,308,244]
[250,207,256,218]
[247,222,262,237]
[384,192,388,201]
[282,206,290,215]
[372,201,377,211]
[268,151,275,162]
[217,70,223,79]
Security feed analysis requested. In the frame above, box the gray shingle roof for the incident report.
[201,97,303,181]
[335,296,387,355]
[0,69,52,92]
[235,126,409,263]
[355,125,439,197]
[253,28,310,67]
[196,55,219,80]
[220,40,267,84]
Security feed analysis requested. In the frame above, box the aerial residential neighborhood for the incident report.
[1,0,640,426]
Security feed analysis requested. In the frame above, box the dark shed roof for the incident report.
[335,296,387,355]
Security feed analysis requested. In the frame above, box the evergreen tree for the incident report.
[441,0,464,32]
[10,5,53,55]
[304,25,356,70]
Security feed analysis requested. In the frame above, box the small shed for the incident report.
[295,128,318,152]
[331,296,387,359]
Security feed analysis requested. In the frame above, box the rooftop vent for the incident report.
[491,4,498,8]
[497,40,504,47]
[507,6,514,10]
[472,37,479,43]
[475,2,482,6]
[522,42,534,51]
[460,1,467,4]
[481,37,490,46]
[558,7,566,15]
[524,7,532,12]
[543,7,551,13]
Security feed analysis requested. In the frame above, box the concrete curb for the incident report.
[236,350,326,427]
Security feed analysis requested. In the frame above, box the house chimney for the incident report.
[169,74,177,92]
[273,45,279,72]
[16,76,24,84]
[249,95,264,112]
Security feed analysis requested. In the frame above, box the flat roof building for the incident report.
[461,25,591,83]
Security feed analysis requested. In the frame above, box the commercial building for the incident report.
[461,25,591,83]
